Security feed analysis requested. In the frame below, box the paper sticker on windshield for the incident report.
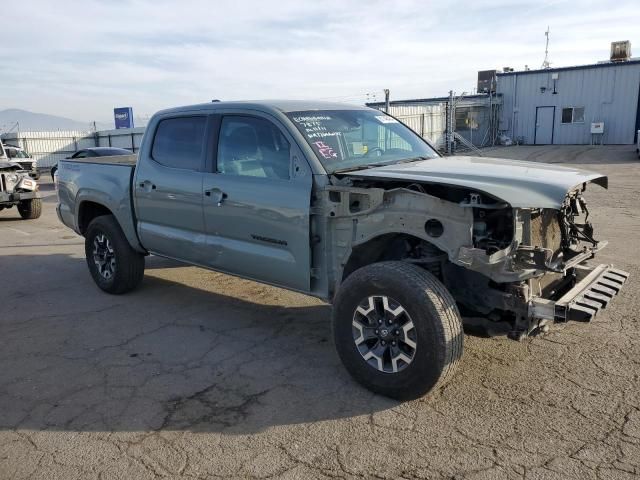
[375,116,398,124]
[313,141,338,160]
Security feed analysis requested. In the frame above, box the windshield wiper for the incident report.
[332,156,430,174]
[392,156,431,165]
[332,164,375,174]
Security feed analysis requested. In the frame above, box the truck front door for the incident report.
[134,114,210,265]
[201,113,312,292]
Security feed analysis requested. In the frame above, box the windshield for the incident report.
[4,148,30,159]
[286,109,439,173]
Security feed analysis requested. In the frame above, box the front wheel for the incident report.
[18,198,42,219]
[332,261,463,400]
[85,215,145,294]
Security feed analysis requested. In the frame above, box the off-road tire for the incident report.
[85,215,145,294]
[17,198,42,219]
[332,261,463,400]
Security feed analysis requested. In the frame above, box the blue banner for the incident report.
[114,107,134,129]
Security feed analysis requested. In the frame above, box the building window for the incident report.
[561,107,585,124]
[455,108,480,130]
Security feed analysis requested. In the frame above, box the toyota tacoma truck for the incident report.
[56,101,629,400]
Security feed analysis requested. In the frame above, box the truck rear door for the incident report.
[201,113,313,292]
[133,114,210,264]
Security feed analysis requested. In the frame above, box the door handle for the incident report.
[205,188,227,206]
[138,181,156,191]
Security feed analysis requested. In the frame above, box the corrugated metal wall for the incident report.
[1,130,95,168]
[96,128,146,151]
[384,104,446,147]
[497,62,640,145]
[1,128,145,167]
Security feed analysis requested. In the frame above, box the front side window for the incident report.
[562,107,585,124]
[285,109,438,174]
[217,116,290,180]
[152,116,206,170]
[6,148,16,158]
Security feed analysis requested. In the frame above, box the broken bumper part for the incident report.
[555,265,629,322]
[531,264,629,323]
[0,191,38,203]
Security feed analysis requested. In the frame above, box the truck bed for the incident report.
[57,154,142,251]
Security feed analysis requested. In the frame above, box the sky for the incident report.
[1,0,639,124]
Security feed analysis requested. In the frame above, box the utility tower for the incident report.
[541,27,551,69]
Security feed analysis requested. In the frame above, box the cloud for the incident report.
[0,0,638,121]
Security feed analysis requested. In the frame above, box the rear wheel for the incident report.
[332,261,463,400]
[85,215,145,294]
[18,198,42,219]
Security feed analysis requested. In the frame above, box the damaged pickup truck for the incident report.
[0,160,41,219]
[56,101,628,400]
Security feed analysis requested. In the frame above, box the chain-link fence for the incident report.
[370,93,501,155]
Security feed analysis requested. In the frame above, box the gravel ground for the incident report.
[0,145,639,479]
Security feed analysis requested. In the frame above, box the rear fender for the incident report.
[76,189,144,253]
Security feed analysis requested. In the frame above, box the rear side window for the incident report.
[152,116,206,170]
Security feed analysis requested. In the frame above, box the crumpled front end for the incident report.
[328,163,626,339]
[452,186,610,282]
[0,169,39,204]
[447,185,629,339]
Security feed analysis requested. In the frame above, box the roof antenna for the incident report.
[541,27,551,69]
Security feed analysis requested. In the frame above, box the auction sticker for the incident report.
[375,116,398,124]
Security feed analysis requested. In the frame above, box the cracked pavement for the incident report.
[0,145,639,479]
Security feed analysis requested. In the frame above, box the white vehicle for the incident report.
[1,144,39,180]
[0,159,41,219]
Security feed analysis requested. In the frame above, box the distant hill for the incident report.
[0,108,99,132]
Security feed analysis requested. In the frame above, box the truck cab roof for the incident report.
[154,100,371,117]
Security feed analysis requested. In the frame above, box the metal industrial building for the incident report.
[497,58,640,145]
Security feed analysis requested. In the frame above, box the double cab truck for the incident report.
[56,101,628,400]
